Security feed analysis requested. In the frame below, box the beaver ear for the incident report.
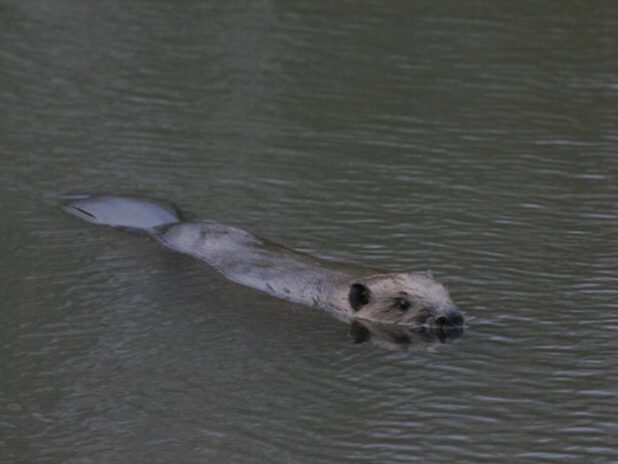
[349,283,371,311]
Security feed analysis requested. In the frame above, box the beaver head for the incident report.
[346,273,463,329]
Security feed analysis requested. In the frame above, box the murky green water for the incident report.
[2,1,618,463]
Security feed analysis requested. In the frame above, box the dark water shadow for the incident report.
[349,319,464,350]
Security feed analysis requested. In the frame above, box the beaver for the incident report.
[59,193,464,331]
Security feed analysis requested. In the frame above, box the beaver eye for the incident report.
[396,299,410,311]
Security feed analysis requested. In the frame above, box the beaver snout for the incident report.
[433,309,464,330]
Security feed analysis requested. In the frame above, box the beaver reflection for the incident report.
[349,319,464,349]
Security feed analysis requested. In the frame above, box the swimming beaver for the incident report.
[59,193,464,331]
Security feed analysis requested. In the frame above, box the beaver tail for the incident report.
[59,193,186,231]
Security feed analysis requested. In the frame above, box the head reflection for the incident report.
[349,319,464,349]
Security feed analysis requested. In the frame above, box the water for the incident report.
[2,1,618,462]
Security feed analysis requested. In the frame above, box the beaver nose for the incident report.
[434,309,464,329]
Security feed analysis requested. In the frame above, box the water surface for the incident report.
[2,1,618,463]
